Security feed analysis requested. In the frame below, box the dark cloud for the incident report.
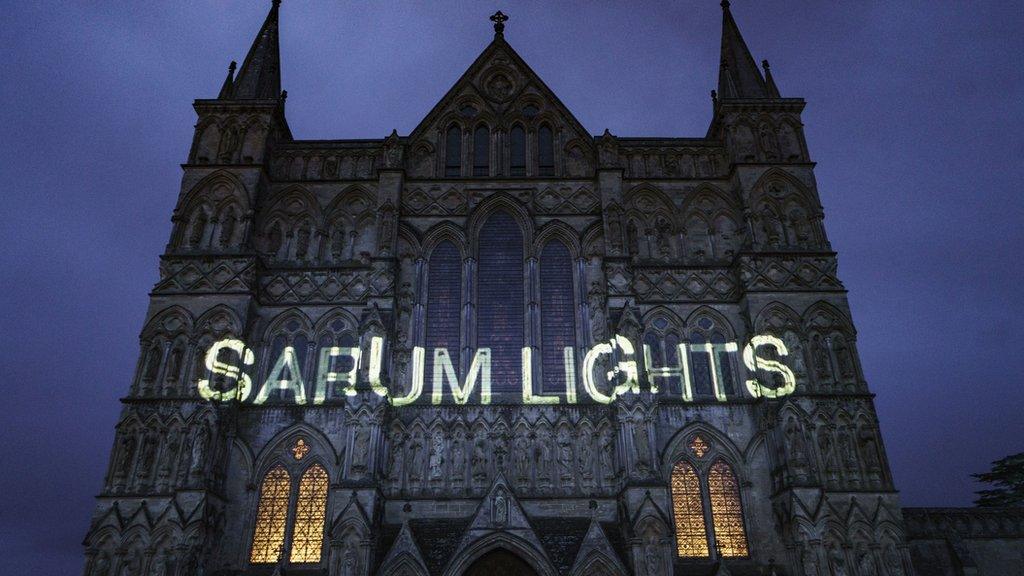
[1,1,1022,572]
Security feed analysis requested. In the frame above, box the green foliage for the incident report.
[973,452,1024,507]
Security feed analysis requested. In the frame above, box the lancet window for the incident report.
[250,447,329,565]
[671,456,749,559]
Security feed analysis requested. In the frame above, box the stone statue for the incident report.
[352,427,369,471]
[450,433,466,484]
[514,434,530,483]
[834,337,855,379]
[116,436,136,477]
[139,435,158,477]
[428,431,445,481]
[599,428,615,480]
[493,491,508,526]
[472,438,488,481]
[218,215,235,248]
[818,430,839,480]
[577,434,593,478]
[388,434,404,483]
[786,418,810,480]
[633,419,651,472]
[409,436,425,481]
[557,428,573,480]
[190,426,209,474]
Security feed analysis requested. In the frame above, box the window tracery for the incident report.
[671,461,709,557]
[250,466,291,563]
[473,125,489,176]
[708,460,748,557]
[670,451,749,560]
[445,125,461,177]
[538,124,554,176]
[290,464,328,563]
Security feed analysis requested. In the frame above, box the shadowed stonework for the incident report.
[80,2,1024,576]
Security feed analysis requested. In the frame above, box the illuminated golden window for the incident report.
[671,461,710,557]
[708,460,748,557]
[289,464,329,563]
[250,466,291,564]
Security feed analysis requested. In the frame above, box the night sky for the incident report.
[2,1,1022,573]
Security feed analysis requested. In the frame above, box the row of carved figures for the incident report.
[783,415,888,491]
[798,538,908,576]
[86,540,203,576]
[385,422,620,495]
[107,423,212,494]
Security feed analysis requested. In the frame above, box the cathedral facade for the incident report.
[82,3,917,575]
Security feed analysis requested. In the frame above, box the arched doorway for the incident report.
[463,549,539,576]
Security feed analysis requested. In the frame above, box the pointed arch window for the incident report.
[445,125,462,177]
[250,461,330,565]
[473,125,490,176]
[671,461,710,557]
[539,240,575,395]
[538,124,554,176]
[250,466,291,563]
[290,464,329,562]
[510,125,526,176]
[708,460,748,557]
[670,457,749,559]
[426,240,463,386]
[476,211,524,395]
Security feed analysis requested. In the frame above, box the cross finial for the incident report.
[490,11,508,36]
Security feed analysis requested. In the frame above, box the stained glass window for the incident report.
[291,438,310,460]
[477,212,524,395]
[671,461,709,557]
[250,466,291,564]
[708,460,748,557]
[289,465,329,563]
[445,125,461,177]
[540,240,575,395]
[426,241,462,389]
[473,125,489,176]
[538,124,554,176]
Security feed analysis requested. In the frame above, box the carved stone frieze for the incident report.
[155,257,255,294]
[402,185,466,215]
[259,265,394,304]
[533,185,599,214]
[611,266,738,302]
[740,254,844,292]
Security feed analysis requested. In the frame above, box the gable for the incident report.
[409,36,593,150]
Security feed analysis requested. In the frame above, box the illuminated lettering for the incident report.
[254,346,308,405]
[691,342,739,402]
[314,346,360,404]
[563,347,577,404]
[522,347,559,404]
[582,341,615,404]
[194,332,792,406]
[391,346,425,406]
[197,338,254,402]
[611,335,640,397]
[742,334,797,398]
[431,348,492,405]
[643,342,692,400]
[367,336,388,397]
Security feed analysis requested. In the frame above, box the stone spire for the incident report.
[231,0,282,100]
[762,59,781,98]
[717,0,769,99]
[217,61,237,99]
